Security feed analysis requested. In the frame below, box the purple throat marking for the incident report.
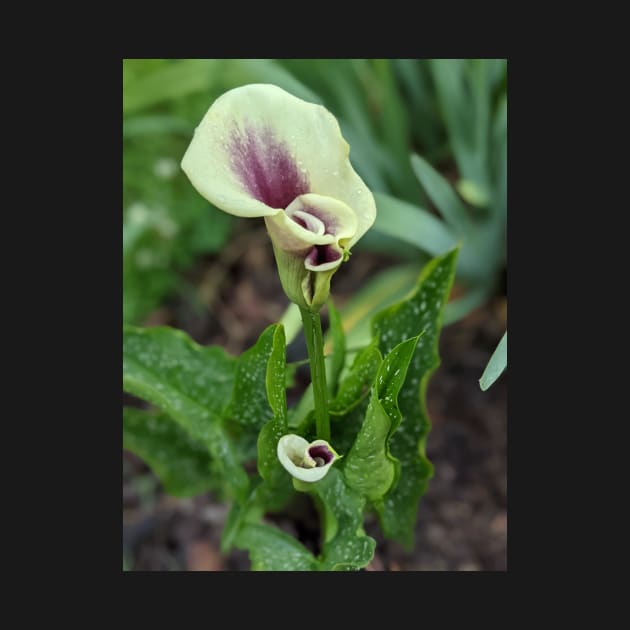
[308,445,335,466]
[306,245,342,267]
[229,125,309,209]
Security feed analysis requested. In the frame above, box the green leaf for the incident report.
[331,397,370,457]
[392,59,442,153]
[479,331,507,391]
[123,407,217,497]
[372,59,409,155]
[122,115,194,138]
[428,59,480,187]
[375,336,421,426]
[330,342,382,415]
[343,395,393,502]
[327,299,346,397]
[235,523,318,571]
[373,192,458,257]
[265,325,288,424]
[343,337,419,502]
[123,325,235,426]
[233,324,293,520]
[328,342,383,462]
[255,429,293,512]
[122,325,249,501]
[224,327,292,552]
[221,500,246,554]
[443,284,492,326]
[287,384,314,429]
[256,324,290,490]
[371,248,459,548]
[338,122,390,192]
[279,302,302,346]
[370,59,418,199]
[468,59,491,198]
[289,334,380,432]
[410,153,472,235]
[226,325,278,430]
[337,262,422,357]
[255,324,292,511]
[222,59,323,105]
[313,469,376,571]
[428,59,503,199]
[491,93,507,218]
[185,204,233,255]
[123,59,220,115]
[220,484,266,554]
[456,179,490,208]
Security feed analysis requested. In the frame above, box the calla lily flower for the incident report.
[181,83,376,310]
[277,434,340,482]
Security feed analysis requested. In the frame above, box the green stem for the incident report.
[299,306,330,442]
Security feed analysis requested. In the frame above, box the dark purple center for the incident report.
[229,125,309,209]
[306,245,342,267]
[308,444,334,466]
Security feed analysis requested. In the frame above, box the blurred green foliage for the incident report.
[123,58,506,326]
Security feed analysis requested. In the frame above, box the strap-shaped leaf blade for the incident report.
[122,325,248,501]
[123,407,217,497]
[479,331,507,391]
[491,93,507,218]
[373,191,458,256]
[372,248,459,548]
[410,153,472,236]
[428,59,481,189]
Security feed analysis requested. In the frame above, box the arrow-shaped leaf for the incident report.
[371,248,459,548]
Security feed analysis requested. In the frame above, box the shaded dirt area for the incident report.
[123,225,507,571]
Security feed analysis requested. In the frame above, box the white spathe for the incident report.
[181,84,376,276]
[276,434,339,483]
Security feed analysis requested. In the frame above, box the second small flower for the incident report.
[277,434,340,482]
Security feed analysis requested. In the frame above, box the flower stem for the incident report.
[299,306,330,442]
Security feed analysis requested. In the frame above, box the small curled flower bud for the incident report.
[276,434,340,482]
